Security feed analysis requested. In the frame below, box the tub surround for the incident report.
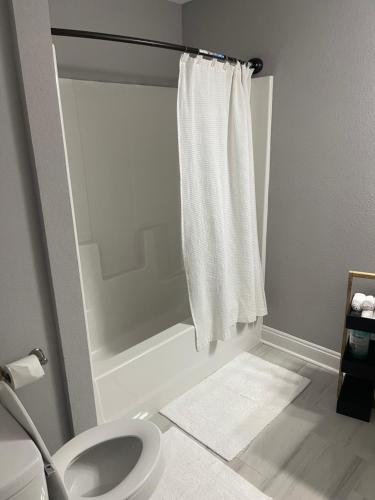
[59,74,273,424]
[59,79,190,354]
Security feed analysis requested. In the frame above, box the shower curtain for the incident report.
[177,53,267,350]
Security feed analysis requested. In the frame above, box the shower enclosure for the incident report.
[59,75,273,423]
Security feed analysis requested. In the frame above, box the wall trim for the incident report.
[10,0,97,434]
[261,325,340,373]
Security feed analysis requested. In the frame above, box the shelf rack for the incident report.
[337,270,375,421]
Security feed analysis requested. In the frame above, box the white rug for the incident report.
[150,427,271,499]
[161,352,310,460]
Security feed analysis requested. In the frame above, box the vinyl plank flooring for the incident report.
[314,378,339,412]
[151,344,375,499]
[263,432,330,498]
[347,419,375,462]
[239,399,324,479]
[348,462,375,499]
[264,434,362,500]
[251,343,307,373]
[230,458,268,490]
[314,407,363,449]
[295,363,336,409]
[345,492,368,500]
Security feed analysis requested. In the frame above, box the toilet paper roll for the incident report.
[3,354,45,389]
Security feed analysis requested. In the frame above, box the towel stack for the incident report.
[351,293,375,319]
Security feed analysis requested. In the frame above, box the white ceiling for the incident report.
[168,0,193,4]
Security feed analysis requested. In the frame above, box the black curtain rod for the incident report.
[51,28,263,75]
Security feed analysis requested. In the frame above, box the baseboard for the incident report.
[261,325,340,373]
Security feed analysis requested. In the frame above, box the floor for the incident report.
[150,343,375,500]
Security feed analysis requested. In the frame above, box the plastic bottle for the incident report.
[348,330,370,359]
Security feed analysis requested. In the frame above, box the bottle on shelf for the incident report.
[348,329,370,360]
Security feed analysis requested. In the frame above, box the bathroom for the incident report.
[1,0,375,498]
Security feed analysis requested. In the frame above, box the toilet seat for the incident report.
[0,381,163,499]
[52,417,163,500]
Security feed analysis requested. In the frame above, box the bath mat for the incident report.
[150,427,271,499]
[160,352,310,460]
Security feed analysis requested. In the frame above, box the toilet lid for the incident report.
[0,404,45,499]
[0,381,70,499]
[0,381,52,463]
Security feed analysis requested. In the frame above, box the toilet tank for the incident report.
[0,404,48,499]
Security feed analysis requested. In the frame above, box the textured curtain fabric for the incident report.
[177,54,267,350]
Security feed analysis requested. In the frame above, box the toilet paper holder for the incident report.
[29,348,48,366]
[0,347,48,383]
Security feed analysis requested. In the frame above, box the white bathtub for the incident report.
[93,320,261,424]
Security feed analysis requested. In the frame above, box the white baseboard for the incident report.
[261,325,340,373]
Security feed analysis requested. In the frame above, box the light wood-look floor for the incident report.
[151,343,375,500]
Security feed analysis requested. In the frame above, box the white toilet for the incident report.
[0,380,164,499]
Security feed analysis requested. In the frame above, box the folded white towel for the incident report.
[362,295,375,311]
[361,310,374,319]
[352,293,366,311]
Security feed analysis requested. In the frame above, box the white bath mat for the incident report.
[161,352,310,460]
[150,427,271,499]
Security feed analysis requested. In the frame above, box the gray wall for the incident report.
[183,0,375,351]
[4,0,373,454]
[49,0,183,86]
[0,0,71,452]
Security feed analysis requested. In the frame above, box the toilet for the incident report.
[0,380,164,499]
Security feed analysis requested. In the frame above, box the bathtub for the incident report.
[92,320,261,424]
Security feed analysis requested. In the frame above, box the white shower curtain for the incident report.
[178,53,267,350]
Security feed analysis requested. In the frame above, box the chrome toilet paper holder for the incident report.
[29,348,48,366]
[0,347,48,383]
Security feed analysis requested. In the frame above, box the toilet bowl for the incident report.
[53,417,164,499]
[0,381,164,499]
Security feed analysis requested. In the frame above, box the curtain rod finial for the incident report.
[249,58,263,74]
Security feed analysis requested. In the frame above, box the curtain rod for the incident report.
[51,28,263,75]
